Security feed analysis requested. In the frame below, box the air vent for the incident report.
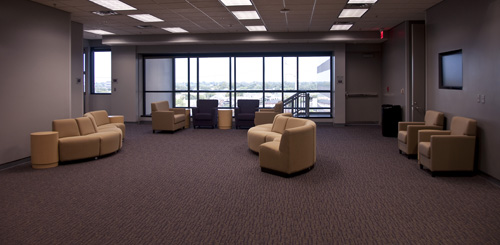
[136,25,157,29]
[92,11,119,16]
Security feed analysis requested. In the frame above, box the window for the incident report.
[143,53,333,117]
[91,49,112,94]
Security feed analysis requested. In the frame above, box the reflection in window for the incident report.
[299,57,331,91]
[235,92,263,107]
[199,92,230,107]
[265,57,282,90]
[283,57,297,91]
[92,50,112,94]
[199,58,230,90]
[264,92,282,108]
[236,57,263,90]
[175,58,188,90]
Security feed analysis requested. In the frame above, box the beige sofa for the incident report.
[418,116,477,176]
[254,101,283,126]
[247,113,292,153]
[398,110,444,156]
[84,110,125,138]
[248,114,316,176]
[52,116,123,162]
[151,101,186,133]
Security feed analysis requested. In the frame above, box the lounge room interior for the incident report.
[1,0,500,244]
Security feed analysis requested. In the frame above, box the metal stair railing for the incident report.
[283,92,310,117]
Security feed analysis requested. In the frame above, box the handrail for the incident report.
[283,92,310,117]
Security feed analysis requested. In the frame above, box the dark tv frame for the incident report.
[439,49,463,90]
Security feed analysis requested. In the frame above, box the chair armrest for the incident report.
[152,111,175,125]
[398,122,424,131]
[170,108,185,115]
[430,135,476,171]
[407,125,443,141]
[192,107,199,116]
[108,115,124,124]
[259,109,275,112]
[254,111,277,125]
[418,130,451,143]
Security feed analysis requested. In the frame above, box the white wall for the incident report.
[426,0,500,179]
[0,0,72,164]
[71,22,84,118]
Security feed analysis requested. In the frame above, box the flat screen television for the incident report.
[439,49,463,90]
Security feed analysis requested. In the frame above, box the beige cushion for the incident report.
[285,117,307,129]
[424,110,444,126]
[274,101,283,113]
[450,116,477,136]
[398,131,407,143]
[271,116,288,134]
[58,135,100,162]
[152,101,170,112]
[75,117,97,136]
[52,119,80,138]
[418,142,431,157]
[90,110,110,126]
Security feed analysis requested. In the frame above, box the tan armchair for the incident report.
[151,101,186,133]
[259,117,316,177]
[418,116,477,176]
[398,110,444,157]
[254,101,283,126]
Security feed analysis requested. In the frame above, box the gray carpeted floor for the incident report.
[1,123,499,244]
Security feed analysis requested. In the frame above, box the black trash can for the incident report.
[381,104,401,137]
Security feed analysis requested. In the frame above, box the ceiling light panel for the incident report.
[232,11,260,20]
[347,0,378,3]
[330,24,353,31]
[339,9,368,18]
[163,27,189,33]
[128,14,164,22]
[85,30,115,35]
[220,0,253,6]
[246,25,267,31]
[89,0,136,11]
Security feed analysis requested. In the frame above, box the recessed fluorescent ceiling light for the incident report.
[89,0,136,11]
[347,0,378,3]
[232,11,260,20]
[85,30,115,35]
[339,9,368,18]
[246,25,267,31]
[330,24,353,31]
[163,27,188,33]
[128,14,164,22]
[220,0,253,6]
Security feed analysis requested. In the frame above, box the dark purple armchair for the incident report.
[192,100,218,128]
[235,99,259,129]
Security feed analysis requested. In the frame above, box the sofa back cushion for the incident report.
[237,99,259,113]
[197,100,218,113]
[151,101,169,112]
[271,115,288,134]
[52,119,81,138]
[90,110,110,126]
[84,113,99,132]
[424,110,444,126]
[274,101,283,113]
[285,118,308,130]
[450,116,477,136]
[75,117,97,135]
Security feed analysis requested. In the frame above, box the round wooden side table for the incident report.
[218,109,232,129]
[30,131,59,169]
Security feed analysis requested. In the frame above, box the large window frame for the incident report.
[142,53,333,118]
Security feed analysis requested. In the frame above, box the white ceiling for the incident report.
[30,0,443,40]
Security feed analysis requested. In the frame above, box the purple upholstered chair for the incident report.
[192,100,218,128]
[235,99,259,129]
